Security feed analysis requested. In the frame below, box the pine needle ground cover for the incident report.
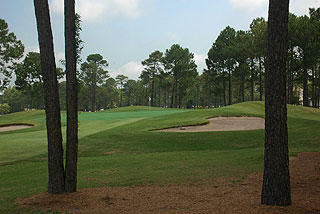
[0,101,319,213]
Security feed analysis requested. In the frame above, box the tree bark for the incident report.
[65,0,78,193]
[34,0,65,194]
[262,0,291,206]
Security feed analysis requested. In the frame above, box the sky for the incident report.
[1,0,319,80]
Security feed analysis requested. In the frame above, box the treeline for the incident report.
[0,8,319,113]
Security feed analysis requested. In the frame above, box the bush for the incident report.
[0,103,10,114]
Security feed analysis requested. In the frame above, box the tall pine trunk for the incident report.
[262,0,291,206]
[34,0,65,194]
[65,0,78,193]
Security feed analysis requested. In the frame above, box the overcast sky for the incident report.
[1,0,319,80]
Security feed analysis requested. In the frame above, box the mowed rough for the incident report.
[15,152,320,214]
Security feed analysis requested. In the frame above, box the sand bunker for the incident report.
[157,117,265,132]
[0,125,33,133]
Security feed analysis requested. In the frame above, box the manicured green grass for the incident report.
[0,101,319,213]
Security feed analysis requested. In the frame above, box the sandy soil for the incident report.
[0,125,33,133]
[16,152,320,214]
[156,117,265,132]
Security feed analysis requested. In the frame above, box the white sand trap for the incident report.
[157,117,265,132]
[0,125,33,133]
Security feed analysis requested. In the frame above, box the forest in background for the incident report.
[0,7,319,113]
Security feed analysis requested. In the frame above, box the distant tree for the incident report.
[34,0,65,194]
[261,0,291,206]
[99,77,119,109]
[163,44,197,108]
[80,54,109,112]
[116,74,128,107]
[217,27,236,105]
[233,30,251,102]
[141,50,163,107]
[0,87,25,112]
[15,52,63,109]
[250,17,267,101]
[124,79,137,106]
[15,52,44,109]
[206,43,227,106]
[206,27,236,106]
[0,18,25,91]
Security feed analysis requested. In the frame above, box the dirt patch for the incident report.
[156,117,265,132]
[15,152,320,214]
[0,124,33,133]
[103,151,119,155]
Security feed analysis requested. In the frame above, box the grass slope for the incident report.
[0,101,319,213]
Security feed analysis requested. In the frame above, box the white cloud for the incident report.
[290,0,320,16]
[50,0,144,22]
[110,61,143,80]
[76,0,107,22]
[51,0,64,13]
[112,0,142,18]
[228,0,267,10]
[194,53,207,74]
[24,46,39,57]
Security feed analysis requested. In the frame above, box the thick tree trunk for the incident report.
[34,0,65,194]
[65,0,78,193]
[262,0,291,206]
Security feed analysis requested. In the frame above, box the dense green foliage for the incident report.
[0,18,25,91]
[0,102,319,213]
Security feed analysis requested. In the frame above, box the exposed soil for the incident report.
[156,117,265,132]
[16,152,320,214]
[0,124,33,133]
